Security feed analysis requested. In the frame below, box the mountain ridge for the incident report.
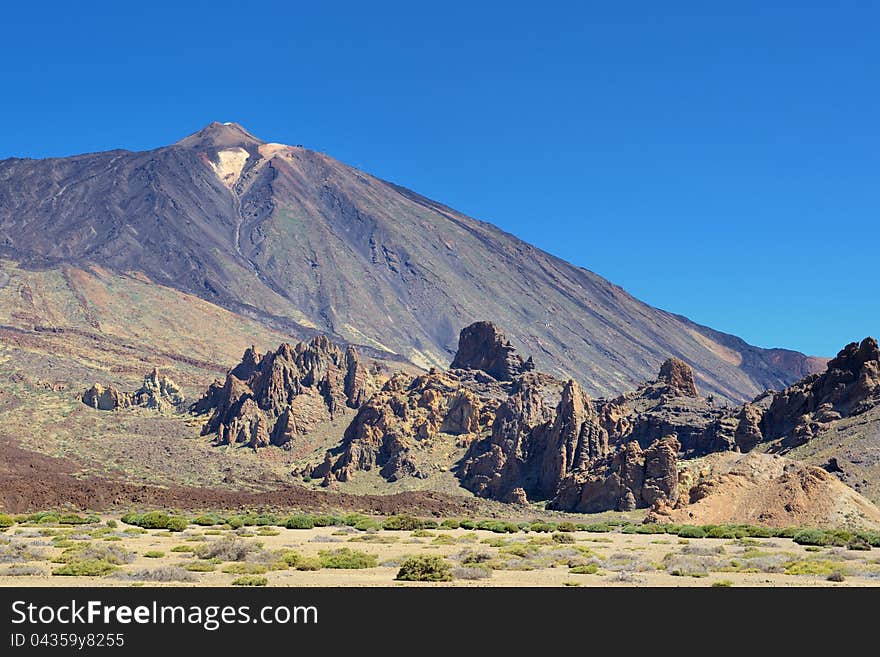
[0,122,823,399]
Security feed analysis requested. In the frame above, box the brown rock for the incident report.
[657,358,699,397]
[450,321,535,381]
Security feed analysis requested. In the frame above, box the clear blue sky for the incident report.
[1,1,877,357]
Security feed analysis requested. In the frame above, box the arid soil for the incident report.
[2,519,878,587]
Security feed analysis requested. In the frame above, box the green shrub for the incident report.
[0,514,14,528]
[583,523,613,533]
[280,551,302,568]
[312,515,340,527]
[704,526,738,539]
[784,560,838,576]
[555,522,577,533]
[712,579,734,587]
[226,517,244,529]
[792,529,827,546]
[170,545,195,553]
[459,520,476,530]
[318,548,377,569]
[676,526,706,539]
[222,563,267,575]
[382,515,425,531]
[139,512,171,529]
[552,533,575,544]
[440,519,461,530]
[184,561,216,572]
[165,517,189,532]
[285,515,315,530]
[528,522,555,533]
[634,524,668,534]
[52,559,117,576]
[395,555,452,582]
[354,518,381,531]
[294,557,322,571]
[192,514,223,526]
[143,551,165,559]
[232,575,268,586]
[773,527,800,538]
[856,531,880,547]
[743,525,774,538]
[105,519,117,529]
[569,563,599,575]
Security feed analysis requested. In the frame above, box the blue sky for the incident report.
[1,1,877,357]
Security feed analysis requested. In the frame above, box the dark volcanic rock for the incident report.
[194,336,375,449]
[450,321,535,381]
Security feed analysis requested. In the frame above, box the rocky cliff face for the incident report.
[81,369,184,412]
[313,321,689,512]
[193,336,375,449]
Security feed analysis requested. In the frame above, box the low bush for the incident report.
[569,563,599,575]
[847,536,872,551]
[380,515,423,531]
[827,571,846,582]
[459,520,476,530]
[784,560,838,576]
[452,565,491,580]
[222,563,267,575]
[792,529,827,546]
[285,515,315,530]
[712,579,734,587]
[318,548,377,569]
[676,525,707,539]
[294,557,321,571]
[192,514,224,526]
[166,517,189,532]
[116,567,197,582]
[195,537,258,562]
[354,518,381,532]
[440,519,461,530]
[52,559,117,576]
[3,564,47,576]
[56,543,134,565]
[552,533,575,544]
[143,551,165,559]
[583,523,614,533]
[395,555,452,582]
[0,514,16,528]
[184,561,216,572]
[232,575,268,587]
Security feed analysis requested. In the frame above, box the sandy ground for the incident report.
[2,518,879,587]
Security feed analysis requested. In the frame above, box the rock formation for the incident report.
[81,384,130,411]
[193,336,375,449]
[81,369,184,412]
[551,435,681,513]
[450,321,535,381]
[736,337,880,451]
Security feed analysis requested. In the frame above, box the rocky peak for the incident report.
[194,336,375,450]
[657,358,699,397]
[176,121,265,150]
[827,337,879,375]
[450,321,535,381]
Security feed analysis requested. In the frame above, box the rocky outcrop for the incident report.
[737,337,880,451]
[131,368,185,411]
[81,384,130,411]
[81,369,184,412]
[450,322,535,381]
[194,337,376,450]
[657,358,699,397]
[310,369,506,483]
[551,436,681,513]
[459,378,609,501]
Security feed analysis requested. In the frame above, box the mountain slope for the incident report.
[0,122,821,399]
